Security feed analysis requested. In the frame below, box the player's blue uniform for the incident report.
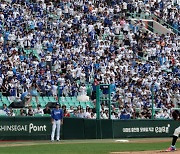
[51,107,64,141]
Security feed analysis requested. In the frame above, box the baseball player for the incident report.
[166,110,180,151]
[51,103,64,142]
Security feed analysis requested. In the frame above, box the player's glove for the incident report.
[172,110,179,120]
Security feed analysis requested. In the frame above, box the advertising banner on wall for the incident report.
[113,120,179,138]
[0,117,51,140]
[0,117,179,140]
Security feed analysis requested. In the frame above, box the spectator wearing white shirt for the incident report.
[46,52,52,70]
[34,104,44,116]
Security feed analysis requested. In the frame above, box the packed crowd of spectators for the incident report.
[0,0,179,119]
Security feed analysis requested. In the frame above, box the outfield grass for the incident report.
[0,139,179,154]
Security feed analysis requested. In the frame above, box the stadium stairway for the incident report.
[128,12,179,35]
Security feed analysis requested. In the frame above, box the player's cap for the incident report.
[56,103,60,106]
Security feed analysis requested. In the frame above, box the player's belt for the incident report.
[55,119,59,121]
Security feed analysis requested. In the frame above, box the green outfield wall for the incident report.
[0,117,179,140]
